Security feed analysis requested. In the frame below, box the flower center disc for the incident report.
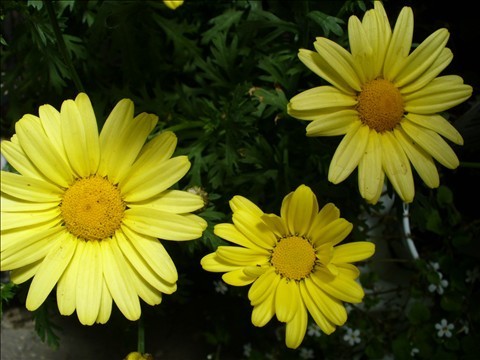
[271,236,316,280]
[356,78,404,132]
[61,176,125,241]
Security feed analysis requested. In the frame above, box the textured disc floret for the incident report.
[356,78,404,132]
[270,236,316,280]
[61,176,125,241]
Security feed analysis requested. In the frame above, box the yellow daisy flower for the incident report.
[0,93,207,325]
[287,2,472,204]
[201,185,375,349]
[163,0,183,10]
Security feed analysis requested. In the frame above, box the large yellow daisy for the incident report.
[0,93,207,325]
[201,185,375,349]
[287,2,472,204]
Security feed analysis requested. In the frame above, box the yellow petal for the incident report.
[123,207,206,241]
[405,113,463,145]
[275,278,300,323]
[299,281,336,334]
[229,195,264,216]
[128,190,204,214]
[76,240,103,325]
[1,171,63,202]
[121,156,191,202]
[261,213,289,239]
[284,297,308,349]
[358,130,384,203]
[288,86,357,114]
[380,131,415,203]
[57,240,85,316]
[347,15,372,82]
[251,288,276,327]
[121,225,178,284]
[26,233,77,311]
[394,127,440,188]
[310,218,353,248]
[232,209,276,250]
[38,104,65,160]
[304,278,347,325]
[328,122,369,184]
[129,266,164,306]
[214,223,265,252]
[222,269,256,286]
[60,99,99,177]
[101,237,141,321]
[394,29,449,87]
[135,131,177,166]
[74,93,100,174]
[311,268,365,303]
[1,136,47,180]
[200,253,240,273]
[305,110,358,136]
[403,76,473,114]
[312,38,362,92]
[96,280,113,324]
[163,0,183,10]
[332,242,375,263]
[1,194,58,212]
[1,207,61,231]
[248,267,279,306]
[383,6,414,80]
[401,119,459,169]
[216,246,268,266]
[10,259,42,284]
[16,114,74,187]
[283,185,318,236]
[306,203,340,240]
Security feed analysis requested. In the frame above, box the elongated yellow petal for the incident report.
[75,240,102,325]
[214,223,265,252]
[128,190,204,214]
[304,278,347,325]
[288,86,357,113]
[299,281,336,334]
[124,207,206,241]
[1,194,58,213]
[328,122,369,184]
[16,115,74,187]
[101,237,141,321]
[358,130,383,203]
[200,253,241,273]
[1,136,47,180]
[222,269,257,286]
[305,110,358,136]
[261,213,289,239]
[74,93,100,174]
[121,156,191,202]
[306,203,340,240]
[380,131,415,203]
[232,210,276,250]
[96,280,113,324]
[312,38,362,92]
[332,242,375,263]
[310,218,352,248]
[348,15,372,82]
[394,127,440,188]
[251,288,275,327]
[216,246,268,266]
[275,278,300,323]
[394,29,449,87]
[311,268,364,303]
[0,224,61,254]
[283,185,318,236]
[384,6,413,80]
[135,131,177,166]
[403,76,472,114]
[121,225,178,284]
[1,208,61,231]
[1,172,63,202]
[248,268,279,306]
[57,240,85,316]
[405,113,463,145]
[285,297,308,349]
[129,265,164,306]
[401,120,459,169]
[26,233,77,311]
[10,259,42,284]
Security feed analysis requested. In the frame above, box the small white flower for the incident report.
[459,320,469,335]
[243,343,252,358]
[299,348,315,359]
[428,272,448,295]
[307,323,322,338]
[343,328,361,346]
[430,262,440,271]
[435,319,454,338]
[410,347,419,357]
[466,267,479,284]
[213,280,228,294]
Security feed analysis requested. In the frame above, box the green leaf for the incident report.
[437,185,454,207]
[407,301,430,324]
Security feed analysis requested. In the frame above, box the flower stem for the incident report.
[402,202,419,259]
[44,0,85,92]
[137,315,145,354]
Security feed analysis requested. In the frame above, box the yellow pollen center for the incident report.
[270,236,316,281]
[61,176,125,241]
[356,78,404,132]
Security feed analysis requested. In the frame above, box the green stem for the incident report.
[137,315,145,354]
[44,0,85,92]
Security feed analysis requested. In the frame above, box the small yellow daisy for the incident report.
[201,185,375,349]
[1,93,207,325]
[288,2,472,204]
